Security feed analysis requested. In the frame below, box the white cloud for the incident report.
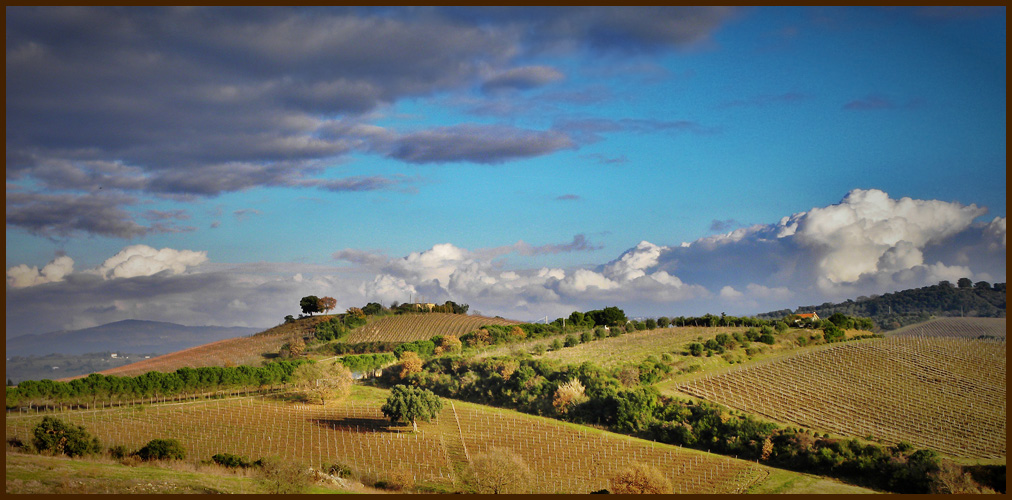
[719,285,743,299]
[6,255,74,288]
[96,245,208,279]
[794,188,986,284]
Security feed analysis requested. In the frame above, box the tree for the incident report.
[32,416,102,457]
[552,377,588,415]
[318,296,337,314]
[957,277,973,289]
[300,295,321,316]
[398,351,423,379]
[469,447,532,494]
[609,462,672,494]
[136,438,186,461]
[293,359,353,405]
[587,306,627,327]
[381,385,443,432]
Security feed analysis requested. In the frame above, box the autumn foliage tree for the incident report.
[319,296,337,314]
[609,462,673,494]
[469,447,532,494]
[398,351,423,379]
[552,377,588,416]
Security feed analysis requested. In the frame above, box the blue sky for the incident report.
[5,7,1006,336]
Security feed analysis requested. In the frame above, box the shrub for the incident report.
[211,452,258,468]
[469,447,532,494]
[108,445,131,459]
[580,330,594,343]
[608,326,624,337]
[758,333,776,344]
[32,416,102,458]
[564,335,580,347]
[594,327,608,339]
[532,344,547,356]
[326,462,355,478]
[550,338,563,351]
[687,343,703,356]
[136,438,186,461]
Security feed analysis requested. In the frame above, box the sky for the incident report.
[5,6,1006,337]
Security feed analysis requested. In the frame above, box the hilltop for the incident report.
[758,281,1006,330]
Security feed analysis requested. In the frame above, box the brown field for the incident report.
[890,317,1006,340]
[4,385,843,494]
[60,316,333,380]
[674,335,1005,460]
[345,313,521,344]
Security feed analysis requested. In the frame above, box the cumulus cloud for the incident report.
[96,245,208,279]
[7,255,75,289]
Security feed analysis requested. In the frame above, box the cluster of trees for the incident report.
[6,361,306,408]
[298,295,337,316]
[760,281,1006,330]
[553,307,628,329]
[338,353,396,374]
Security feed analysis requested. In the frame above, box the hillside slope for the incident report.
[5,385,879,494]
[345,313,521,343]
[60,316,332,380]
[6,320,263,357]
[758,282,1006,330]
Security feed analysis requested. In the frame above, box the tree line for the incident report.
[6,361,306,408]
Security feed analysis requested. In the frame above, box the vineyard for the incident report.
[58,317,332,380]
[539,326,747,368]
[890,317,1006,340]
[675,335,1006,460]
[7,387,798,493]
[345,313,520,344]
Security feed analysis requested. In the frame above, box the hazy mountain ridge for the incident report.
[5,319,264,357]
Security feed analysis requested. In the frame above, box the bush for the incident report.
[758,333,776,345]
[608,326,624,337]
[564,335,580,347]
[326,462,355,478]
[136,438,186,461]
[594,327,608,339]
[212,452,255,468]
[550,338,563,351]
[32,416,102,458]
[688,343,703,356]
[108,445,131,459]
[609,462,672,494]
[580,330,594,343]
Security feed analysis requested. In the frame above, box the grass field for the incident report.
[4,452,354,494]
[673,335,1005,460]
[345,313,520,343]
[5,385,877,494]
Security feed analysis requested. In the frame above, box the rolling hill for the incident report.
[6,320,264,357]
[758,282,1006,330]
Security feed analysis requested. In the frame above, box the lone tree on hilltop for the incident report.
[381,385,443,432]
[609,462,672,494]
[319,296,337,314]
[300,295,321,316]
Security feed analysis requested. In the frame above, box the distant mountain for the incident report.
[757,281,1006,330]
[5,319,265,357]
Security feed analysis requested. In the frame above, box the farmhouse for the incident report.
[406,302,437,312]
[794,312,820,324]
